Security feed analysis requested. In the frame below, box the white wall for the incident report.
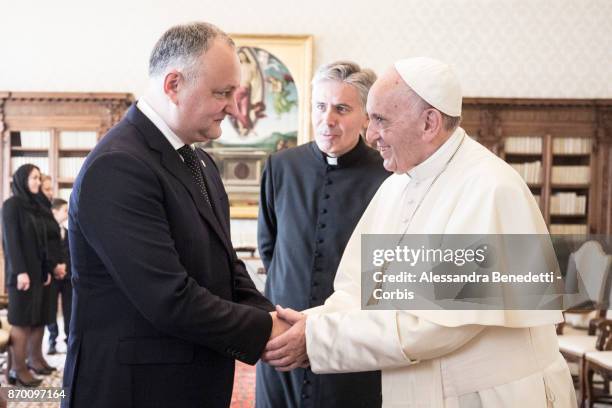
[2,0,611,99]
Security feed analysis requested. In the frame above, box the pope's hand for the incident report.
[263,305,309,371]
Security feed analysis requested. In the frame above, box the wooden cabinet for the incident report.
[0,92,133,202]
[462,98,612,234]
[0,92,133,292]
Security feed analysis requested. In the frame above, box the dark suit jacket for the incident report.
[39,205,65,276]
[62,105,273,408]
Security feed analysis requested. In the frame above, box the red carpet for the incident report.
[231,361,256,408]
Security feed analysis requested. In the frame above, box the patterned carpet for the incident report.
[0,349,600,407]
[231,362,256,408]
[1,339,67,408]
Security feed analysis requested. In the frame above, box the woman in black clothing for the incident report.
[2,164,52,386]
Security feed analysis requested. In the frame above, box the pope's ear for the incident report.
[422,109,443,143]
[163,69,182,105]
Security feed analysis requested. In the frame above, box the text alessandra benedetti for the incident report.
[373,271,557,283]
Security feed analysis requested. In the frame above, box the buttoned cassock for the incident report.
[257,139,390,407]
[304,128,576,408]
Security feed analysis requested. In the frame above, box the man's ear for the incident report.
[422,109,443,143]
[362,113,370,136]
[163,69,182,105]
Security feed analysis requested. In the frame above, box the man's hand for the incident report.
[16,273,30,291]
[263,305,309,371]
[270,311,291,340]
[53,263,67,279]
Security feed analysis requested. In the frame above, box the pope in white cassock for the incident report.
[263,57,576,408]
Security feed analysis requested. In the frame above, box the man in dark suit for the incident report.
[62,22,286,408]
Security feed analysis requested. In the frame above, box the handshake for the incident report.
[264,305,310,371]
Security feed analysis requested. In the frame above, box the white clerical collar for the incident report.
[326,156,338,166]
[137,99,190,152]
[407,127,465,182]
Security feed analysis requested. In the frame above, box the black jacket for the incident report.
[62,105,273,408]
[36,195,65,277]
[2,197,46,287]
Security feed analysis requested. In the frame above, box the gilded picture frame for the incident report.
[200,34,314,219]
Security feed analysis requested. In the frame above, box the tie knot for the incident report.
[178,145,197,163]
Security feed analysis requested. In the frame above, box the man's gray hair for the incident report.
[148,22,234,79]
[311,61,376,112]
[410,91,462,132]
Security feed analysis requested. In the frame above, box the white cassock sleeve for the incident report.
[306,310,483,373]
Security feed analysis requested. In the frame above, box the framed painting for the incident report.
[200,34,314,219]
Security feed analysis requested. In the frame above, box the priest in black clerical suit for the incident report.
[256,61,391,408]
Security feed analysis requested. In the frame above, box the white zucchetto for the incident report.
[394,57,462,117]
